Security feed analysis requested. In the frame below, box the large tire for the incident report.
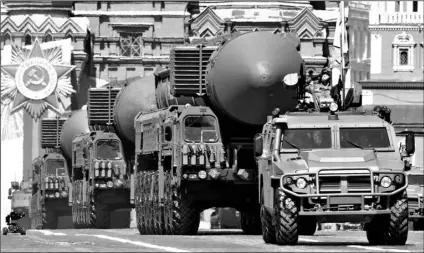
[274,188,299,245]
[42,205,58,229]
[299,217,317,236]
[92,200,110,229]
[387,197,408,245]
[2,227,8,235]
[241,205,262,235]
[260,205,276,243]
[135,172,146,235]
[366,192,409,245]
[172,183,200,235]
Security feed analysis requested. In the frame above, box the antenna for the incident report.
[340,1,346,110]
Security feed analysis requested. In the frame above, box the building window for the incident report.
[392,32,416,72]
[413,1,418,12]
[43,33,53,43]
[24,34,32,45]
[4,32,11,45]
[395,1,400,12]
[120,33,142,57]
[399,49,408,65]
[161,1,165,10]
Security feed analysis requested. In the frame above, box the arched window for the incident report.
[65,32,74,42]
[4,32,11,46]
[392,32,416,72]
[43,33,53,43]
[24,33,32,45]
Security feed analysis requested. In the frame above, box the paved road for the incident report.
[1,228,423,252]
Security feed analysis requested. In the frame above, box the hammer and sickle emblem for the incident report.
[25,66,47,87]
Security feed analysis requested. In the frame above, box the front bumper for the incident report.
[280,168,408,218]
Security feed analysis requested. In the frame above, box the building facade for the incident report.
[72,1,197,81]
[359,1,424,169]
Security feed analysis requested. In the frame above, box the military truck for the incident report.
[131,31,304,235]
[255,103,415,245]
[7,181,32,230]
[406,168,424,230]
[29,117,72,229]
[64,77,154,229]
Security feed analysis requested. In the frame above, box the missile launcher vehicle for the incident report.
[130,31,305,235]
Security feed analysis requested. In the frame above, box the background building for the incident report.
[359,1,424,169]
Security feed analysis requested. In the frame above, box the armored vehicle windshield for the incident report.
[340,127,390,149]
[46,159,66,176]
[281,128,332,150]
[184,115,218,143]
[96,140,122,160]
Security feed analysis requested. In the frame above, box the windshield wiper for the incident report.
[345,140,364,149]
[283,139,301,150]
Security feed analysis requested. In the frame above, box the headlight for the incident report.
[54,192,60,198]
[106,181,114,188]
[95,183,100,188]
[296,177,307,189]
[198,170,207,179]
[285,177,293,185]
[330,102,338,112]
[380,176,392,188]
[114,179,124,187]
[394,175,403,184]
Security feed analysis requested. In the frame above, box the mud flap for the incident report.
[68,182,73,206]
[130,173,135,204]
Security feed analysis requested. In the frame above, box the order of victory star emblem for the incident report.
[1,38,76,120]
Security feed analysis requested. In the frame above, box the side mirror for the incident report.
[254,134,263,157]
[8,188,12,196]
[11,181,19,190]
[405,132,415,156]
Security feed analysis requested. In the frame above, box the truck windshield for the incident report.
[96,140,122,160]
[184,116,218,143]
[281,128,332,150]
[340,128,390,149]
[46,159,66,176]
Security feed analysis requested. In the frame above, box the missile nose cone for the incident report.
[251,61,278,88]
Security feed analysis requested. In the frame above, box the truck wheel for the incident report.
[387,196,408,245]
[260,205,276,243]
[20,228,26,235]
[274,188,299,245]
[2,227,8,235]
[163,172,174,235]
[366,215,388,245]
[91,200,110,229]
[299,217,317,236]
[42,205,58,229]
[172,184,200,235]
[135,172,146,235]
[241,205,262,235]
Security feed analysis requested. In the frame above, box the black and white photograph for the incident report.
[0,0,423,252]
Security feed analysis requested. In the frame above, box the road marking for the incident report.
[75,233,190,252]
[299,238,320,242]
[348,245,411,252]
[29,230,66,236]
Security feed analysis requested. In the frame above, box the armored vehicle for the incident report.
[255,104,415,245]
[131,30,304,235]
[406,168,424,230]
[29,117,71,229]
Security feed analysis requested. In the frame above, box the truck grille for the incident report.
[41,118,67,148]
[87,88,121,126]
[318,171,372,194]
[170,46,217,97]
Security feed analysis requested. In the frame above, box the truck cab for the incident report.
[256,104,414,245]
